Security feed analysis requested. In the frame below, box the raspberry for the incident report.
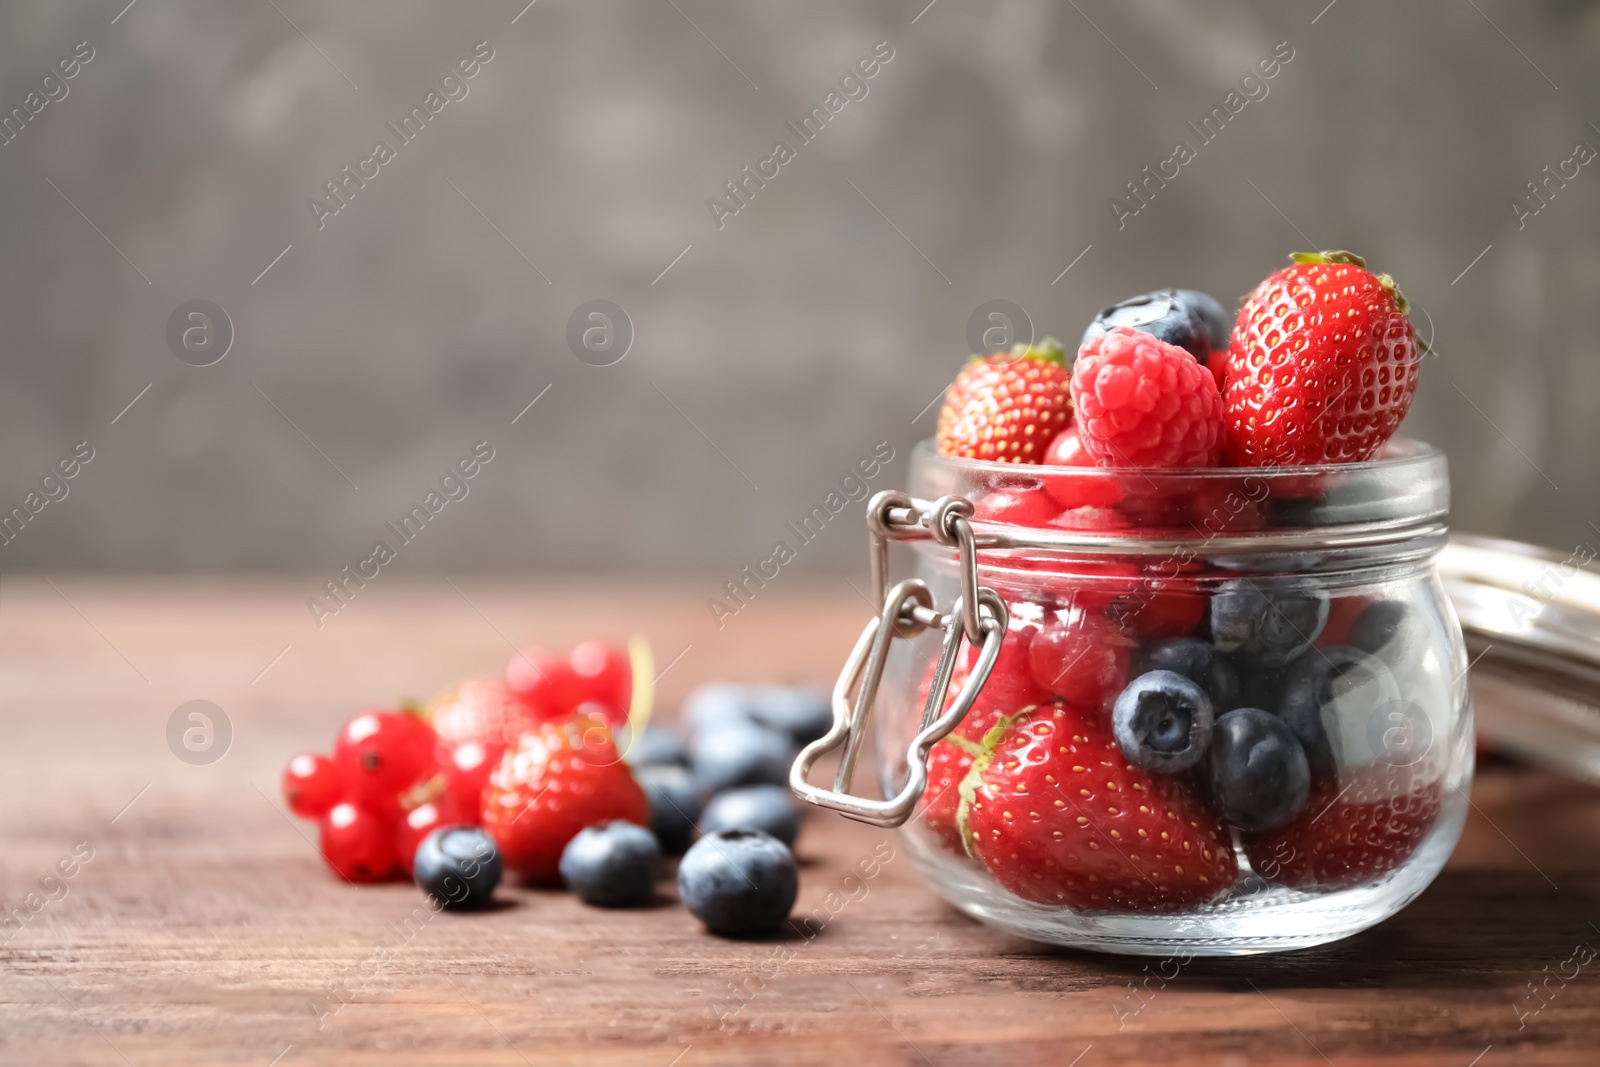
[1070,327,1223,468]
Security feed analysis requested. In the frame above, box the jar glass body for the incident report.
[875,441,1472,955]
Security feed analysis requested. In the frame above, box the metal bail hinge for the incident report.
[789,577,1008,827]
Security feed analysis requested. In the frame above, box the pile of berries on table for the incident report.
[282,638,829,937]
[925,251,1443,911]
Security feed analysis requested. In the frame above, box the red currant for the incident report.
[567,640,631,710]
[1028,608,1130,711]
[438,739,500,821]
[333,711,439,817]
[951,623,1050,714]
[318,802,399,883]
[1041,427,1124,509]
[505,647,578,712]
[394,794,469,875]
[282,752,343,819]
[972,487,1062,527]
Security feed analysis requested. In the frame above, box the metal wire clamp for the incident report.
[790,493,1009,827]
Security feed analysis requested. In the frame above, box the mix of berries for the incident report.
[283,639,820,938]
[937,250,1419,474]
[920,252,1444,913]
[919,585,1443,908]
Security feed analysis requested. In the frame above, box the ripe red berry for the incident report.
[429,678,542,751]
[481,712,649,884]
[972,485,1062,527]
[1027,608,1130,711]
[1243,762,1442,891]
[318,802,400,883]
[1071,327,1224,469]
[568,640,631,710]
[1040,426,1124,509]
[505,647,579,712]
[333,711,440,818]
[1225,250,1420,466]
[438,740,497,822]
[394,793,470,876]
[914,652,1031,854]
[963,702,1236,909]
[282,752,343,819]
[937,340,1074,463]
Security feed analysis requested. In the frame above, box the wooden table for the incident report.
[3,576,1598,1066]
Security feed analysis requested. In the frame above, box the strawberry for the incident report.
[961,702,1236,909]
[1225,250,1420,466]
[481,711,649,884]
[428,677,544,751]
[937,339,1073,463]
[912,634,1046,850]
[919,731,986,854]
[1242,761,1442,891]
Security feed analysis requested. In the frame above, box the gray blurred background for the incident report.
[2,0,1598,578]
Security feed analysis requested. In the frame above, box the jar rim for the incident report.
[904,436,1450,567]
[913,436,1444,482]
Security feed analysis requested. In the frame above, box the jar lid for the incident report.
[1439,533,1600,784]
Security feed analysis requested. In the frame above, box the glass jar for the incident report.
[792,439,1472,956]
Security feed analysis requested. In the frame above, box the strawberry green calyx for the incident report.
[954,707,1031,856]
[1009,336,1066,365]
[1374,272,1410,314]
[1291,250,1409,313]
[1290,249,1367,269]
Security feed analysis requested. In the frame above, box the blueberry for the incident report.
[1278,646,1399,773]
[678,829,798,938]
[1132,637,1240,712]
[413,826,502,910]
[699,784,799,846]
[1081,289,1211,361]
[746,686,832,747]
[628,727,690,769]
[558,820,661,907]
[682,683,758,733]
[1210,579,1330,667]
[1349,600,1409,655]
[1112,671,1215,772]
[1176,289,1231,351]
[1207,708,1311,832]
[1236,660,1293,715]
[690,720,795,795]
[636,764,702,855]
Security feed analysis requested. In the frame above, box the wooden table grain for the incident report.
[3,576,1598,1066]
